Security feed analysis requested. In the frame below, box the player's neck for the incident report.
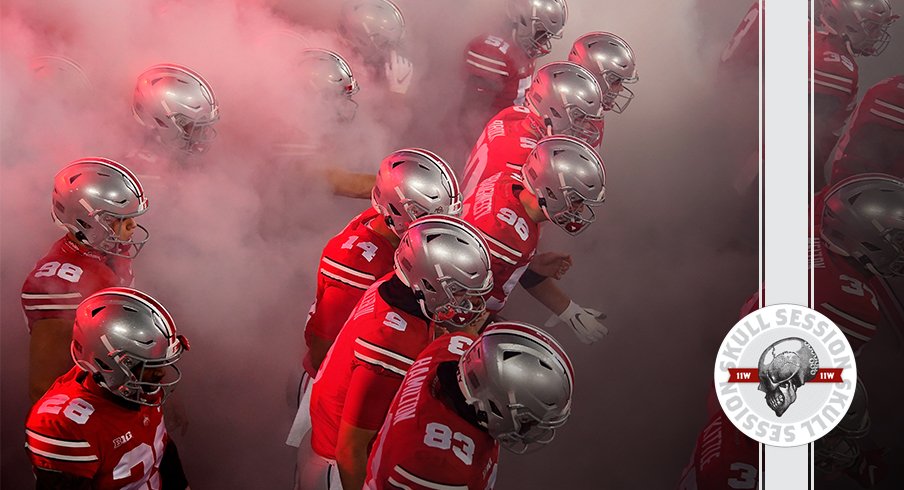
[371,214,401,247]
[435,361,485,430]
[518,190,547,224]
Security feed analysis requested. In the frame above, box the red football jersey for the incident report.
[813,191,886,352]
[812,28,860,175]
[366,333,499,490]
[461,106,541,199]
[21,236,134,332]
[465,34,536,115]
[830,75,904,184]
[719,2,760,73]
[303,208,397,376]
[26,367,169,489]
[309,275,436,460]
[676,411,758,490]
[462,172,539,313]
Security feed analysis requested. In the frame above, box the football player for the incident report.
[301,216,493,490]
[22,158,149,403]
[132,63,220,158]
[338,0,413,95]
[813,0,897,185]
[568,31,640,146]
[829,75,904,184]
[816,174,904,352]
[463,136,609,345]
[461,61,605,199]
[286,148,460,450]
[26,287,190,489]
[271,48,376,200]
[680,379,879,489]
[365,322,574,489]
[461,0,568,136]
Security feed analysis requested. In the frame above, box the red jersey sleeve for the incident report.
[465,34,534,113]
[466,35,516,86]
[830,75,904,183]
[812,30,859,171]
[463,173,539,312]
[307,210,396,344]
[26,395,101,479]
[341,366,402,430]
[305,283,365,344]
[21,244,120,331]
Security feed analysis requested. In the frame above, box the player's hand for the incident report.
[547,301,608,344]
[528,252,573,280]
[385,51,414,95]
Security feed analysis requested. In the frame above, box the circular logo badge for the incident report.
[713,304,857,447]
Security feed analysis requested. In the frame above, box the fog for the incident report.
[5,1,896,488]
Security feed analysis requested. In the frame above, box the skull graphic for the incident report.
[757,337,819,417]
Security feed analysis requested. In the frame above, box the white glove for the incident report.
[385,50,414,95]
[546,301,608,344]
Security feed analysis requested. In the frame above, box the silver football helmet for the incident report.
[506,0,568,58]
[818,0,898,56]
[71,287,189,407]
[568,32,639,114]
[821,174,904,277]
[372,148,463,237]
[132,63,220,154]
[339,0,405,62]
[521,136,606,235]
[52,158,149,258]
[30,55,93,93]
[458,321,574,454]
[525,62,605,144]
[394,216,492,327]
[299,49,360,122]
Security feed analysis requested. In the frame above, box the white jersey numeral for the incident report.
[447,335,474,356]
[423,422,476,466]
[383,312,407,332]
[497,207,529,241]
[34,262,84,283]
[727,462,757,489]
[823,52,855,72]
[37,395,95,425]
[113,419,166,489]
[341,235,378,262]
[839,275,879,310]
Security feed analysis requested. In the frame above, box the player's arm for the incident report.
[306,284,370,372]
[335,366,402,490]
[524,278,609,344]
[322,168,375,199]
[34,468,93,490]
[29,318,75,403]
[159,440,190,490]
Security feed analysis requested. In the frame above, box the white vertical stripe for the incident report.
[762,1,811,489]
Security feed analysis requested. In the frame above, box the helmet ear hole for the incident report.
[388,203,402,216]
[94,358,111,371]
[421,279,436,292]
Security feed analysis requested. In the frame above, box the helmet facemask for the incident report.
[602,71,638,114]
[420,276,490,328]
[563,105,604,144]
[172,112,219,154]
[540,187,605,236]
[870,228,904,277]
[849,15,898,56]
[96,212,150,259]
